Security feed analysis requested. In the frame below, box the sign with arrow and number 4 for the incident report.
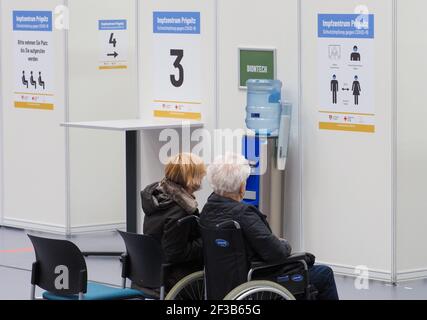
[98,19,129,70]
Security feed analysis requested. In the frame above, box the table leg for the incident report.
[126,130,138,233]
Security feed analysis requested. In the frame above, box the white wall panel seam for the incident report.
[136,0,142,233]
[0,0,4,225]
[297,0,304,251]
[136,0,141,119]
[64,0,71,236]
[216,0,221,128]
[214,0,219,129]
[391,0,398,284]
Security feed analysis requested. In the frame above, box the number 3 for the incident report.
[170,49,184,87]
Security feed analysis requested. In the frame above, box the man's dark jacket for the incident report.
[200,193,292,264]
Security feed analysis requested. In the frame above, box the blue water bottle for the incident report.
[245,79,283,136]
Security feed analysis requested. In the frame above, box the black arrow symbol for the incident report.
[107,51,118,58]
[342,88,350,91]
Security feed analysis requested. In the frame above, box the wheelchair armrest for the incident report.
[250,261,284,270]
[281,253,310,266]
[248,253,310,281]
[251,253,309,269]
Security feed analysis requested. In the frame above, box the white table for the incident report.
[61,119,204,254]
[62,118,204,132]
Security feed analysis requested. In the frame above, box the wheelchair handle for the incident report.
[216,220,241,230]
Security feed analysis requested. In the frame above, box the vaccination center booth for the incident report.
[0,0,427,302]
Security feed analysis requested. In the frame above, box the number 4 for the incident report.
[109,33,117,48]
[170,49,184,87]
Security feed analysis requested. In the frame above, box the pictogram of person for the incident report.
[351,46,361,62]
[22,71,29,89]
[331,74,339,104]
[38,72,45,90]
[30,71,37,89]
[352,75,361,105]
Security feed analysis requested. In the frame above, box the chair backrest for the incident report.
[28,234,88,295]
[200,222,249,300]
[118,231,163,289]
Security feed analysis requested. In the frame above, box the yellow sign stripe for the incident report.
[319,122,375,133]
[99,65,128,70]
[15,101,54,111]
[319,110,375,117]
[154,110,201,121]
[154,100,202,105]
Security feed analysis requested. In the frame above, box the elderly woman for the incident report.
[200,153,339,300]
[141,153,206,291]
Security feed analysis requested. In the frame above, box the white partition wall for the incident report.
[0,3,4,226]
[67,0,138,233]
[299,0,427,283]
[396,0,427,281]
[216,0,302,249]
[300,0,412,282]
[138,0,217,230]
[0,0,68,232]
[301,0,394,281]
[0,0,138,234]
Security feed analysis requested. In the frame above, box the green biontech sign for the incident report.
[239,48,276,88]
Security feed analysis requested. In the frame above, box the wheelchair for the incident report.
[166,217,316,300]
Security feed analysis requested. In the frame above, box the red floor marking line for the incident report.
[0,247,34,254]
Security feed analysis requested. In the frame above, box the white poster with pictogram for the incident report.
[13,10,54,111]
[318,13,375,133]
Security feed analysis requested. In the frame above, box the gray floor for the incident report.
[1,226,426,300]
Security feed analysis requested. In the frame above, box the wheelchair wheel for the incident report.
[165,271,205,300]
[223,280,296,300]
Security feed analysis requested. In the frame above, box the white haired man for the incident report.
[200,153,339,300]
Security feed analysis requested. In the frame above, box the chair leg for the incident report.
[30,285,36,300]
[160,286,165,300]
[122,278,126,289]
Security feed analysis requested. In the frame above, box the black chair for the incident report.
[28,234,147,300]
[200,221,315,300]
[118,231,173,300]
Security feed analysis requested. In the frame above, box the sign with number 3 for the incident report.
[152,11,202,121]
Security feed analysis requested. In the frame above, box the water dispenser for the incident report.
[246,79,283,137]
[242,79,292,238]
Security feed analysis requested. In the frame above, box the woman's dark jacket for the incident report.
[141,180,203,289]
[200,193,292,264]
